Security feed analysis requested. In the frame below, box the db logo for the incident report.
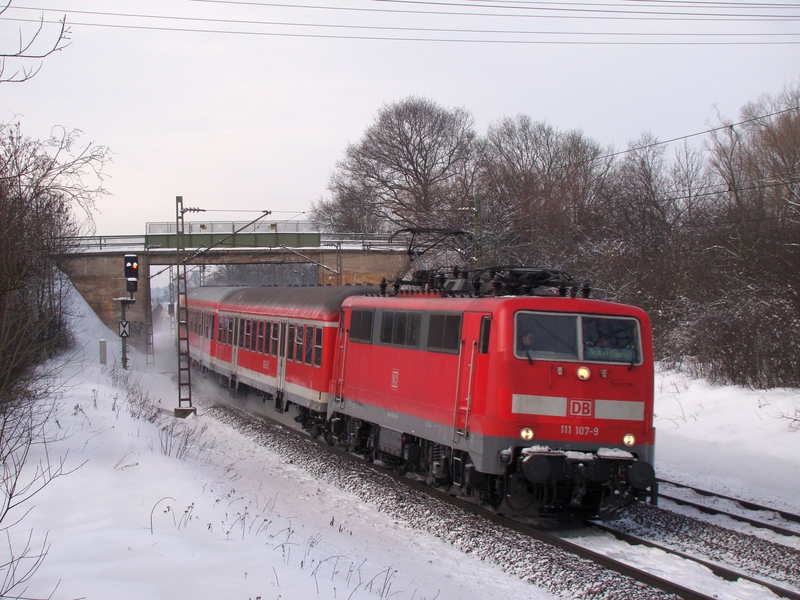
[569,399,593,417]
[391,369,400,389]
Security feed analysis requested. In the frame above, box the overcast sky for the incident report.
[2,0,798,236]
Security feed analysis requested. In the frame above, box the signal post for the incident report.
[115,254,139,369]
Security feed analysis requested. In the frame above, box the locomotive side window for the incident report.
[406,313,421,347]
[378,311,421,347]
[380,311,394,344]
[427,313,462,353]
[582,316,640,364]
[516,313,578,360]
[350,309,374,343]
[392,312,407,345]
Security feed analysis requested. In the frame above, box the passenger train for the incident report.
[186,267,657,518]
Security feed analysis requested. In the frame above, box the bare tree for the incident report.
[0,1,70,83]
[314,96,477,232]
[478,115,608,267]
[0,121,107,594]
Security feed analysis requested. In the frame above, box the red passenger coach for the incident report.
[187,286,373,413]
[187,267,657,518]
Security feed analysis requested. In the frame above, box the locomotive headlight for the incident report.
[623,433,636,447]
[520,427,535,441]
[577,366,591,381]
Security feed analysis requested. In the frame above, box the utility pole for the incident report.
[174,196,204,418]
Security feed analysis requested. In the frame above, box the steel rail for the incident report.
[588,521,800,600]
[657,478,800,527]
[658,491,800,538]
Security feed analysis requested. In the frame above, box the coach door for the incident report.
[453,312,491,441]
[275,320,289,411]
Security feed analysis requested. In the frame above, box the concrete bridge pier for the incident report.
[59,252,152,355]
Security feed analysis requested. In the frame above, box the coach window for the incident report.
[237,319,244,348]
[427,313,462,353]
[257,321,265,354]
[210,315,215,341]
[350,309,374,343]
[244,320,251,350]
[251,321,258,352]
[305,325,314,365]
[314,327,323,367]
[287,324,296,361]
[229,318,235,346]
[296,325,304,363]
[271,322,279,356]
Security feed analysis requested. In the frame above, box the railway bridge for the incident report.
[58,222,410,356]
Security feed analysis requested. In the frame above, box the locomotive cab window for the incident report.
[515,312,641,364]
[582,316,640,364]
[516,313,577,360]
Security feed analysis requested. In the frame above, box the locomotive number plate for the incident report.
[560,425,600,436]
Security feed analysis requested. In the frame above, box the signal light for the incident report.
[124,254,139,293]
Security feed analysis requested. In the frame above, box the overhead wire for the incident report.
[596,105,800,162]
[375,0,799,20]
[3,17,798,44]
[7,5,800,40]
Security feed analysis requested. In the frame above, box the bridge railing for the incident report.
[64,232,408,252]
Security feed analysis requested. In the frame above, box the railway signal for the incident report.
[124,254,139,293]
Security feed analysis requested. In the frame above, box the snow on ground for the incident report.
[17,288,556,600]
[654,369,800,515]
[10,285,800,599]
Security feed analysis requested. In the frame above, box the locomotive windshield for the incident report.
[516,312,640,364]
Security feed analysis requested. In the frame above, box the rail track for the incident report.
[656,478,800,537]
[192,382,796,600]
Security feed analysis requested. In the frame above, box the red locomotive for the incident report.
[187,267,657,518]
